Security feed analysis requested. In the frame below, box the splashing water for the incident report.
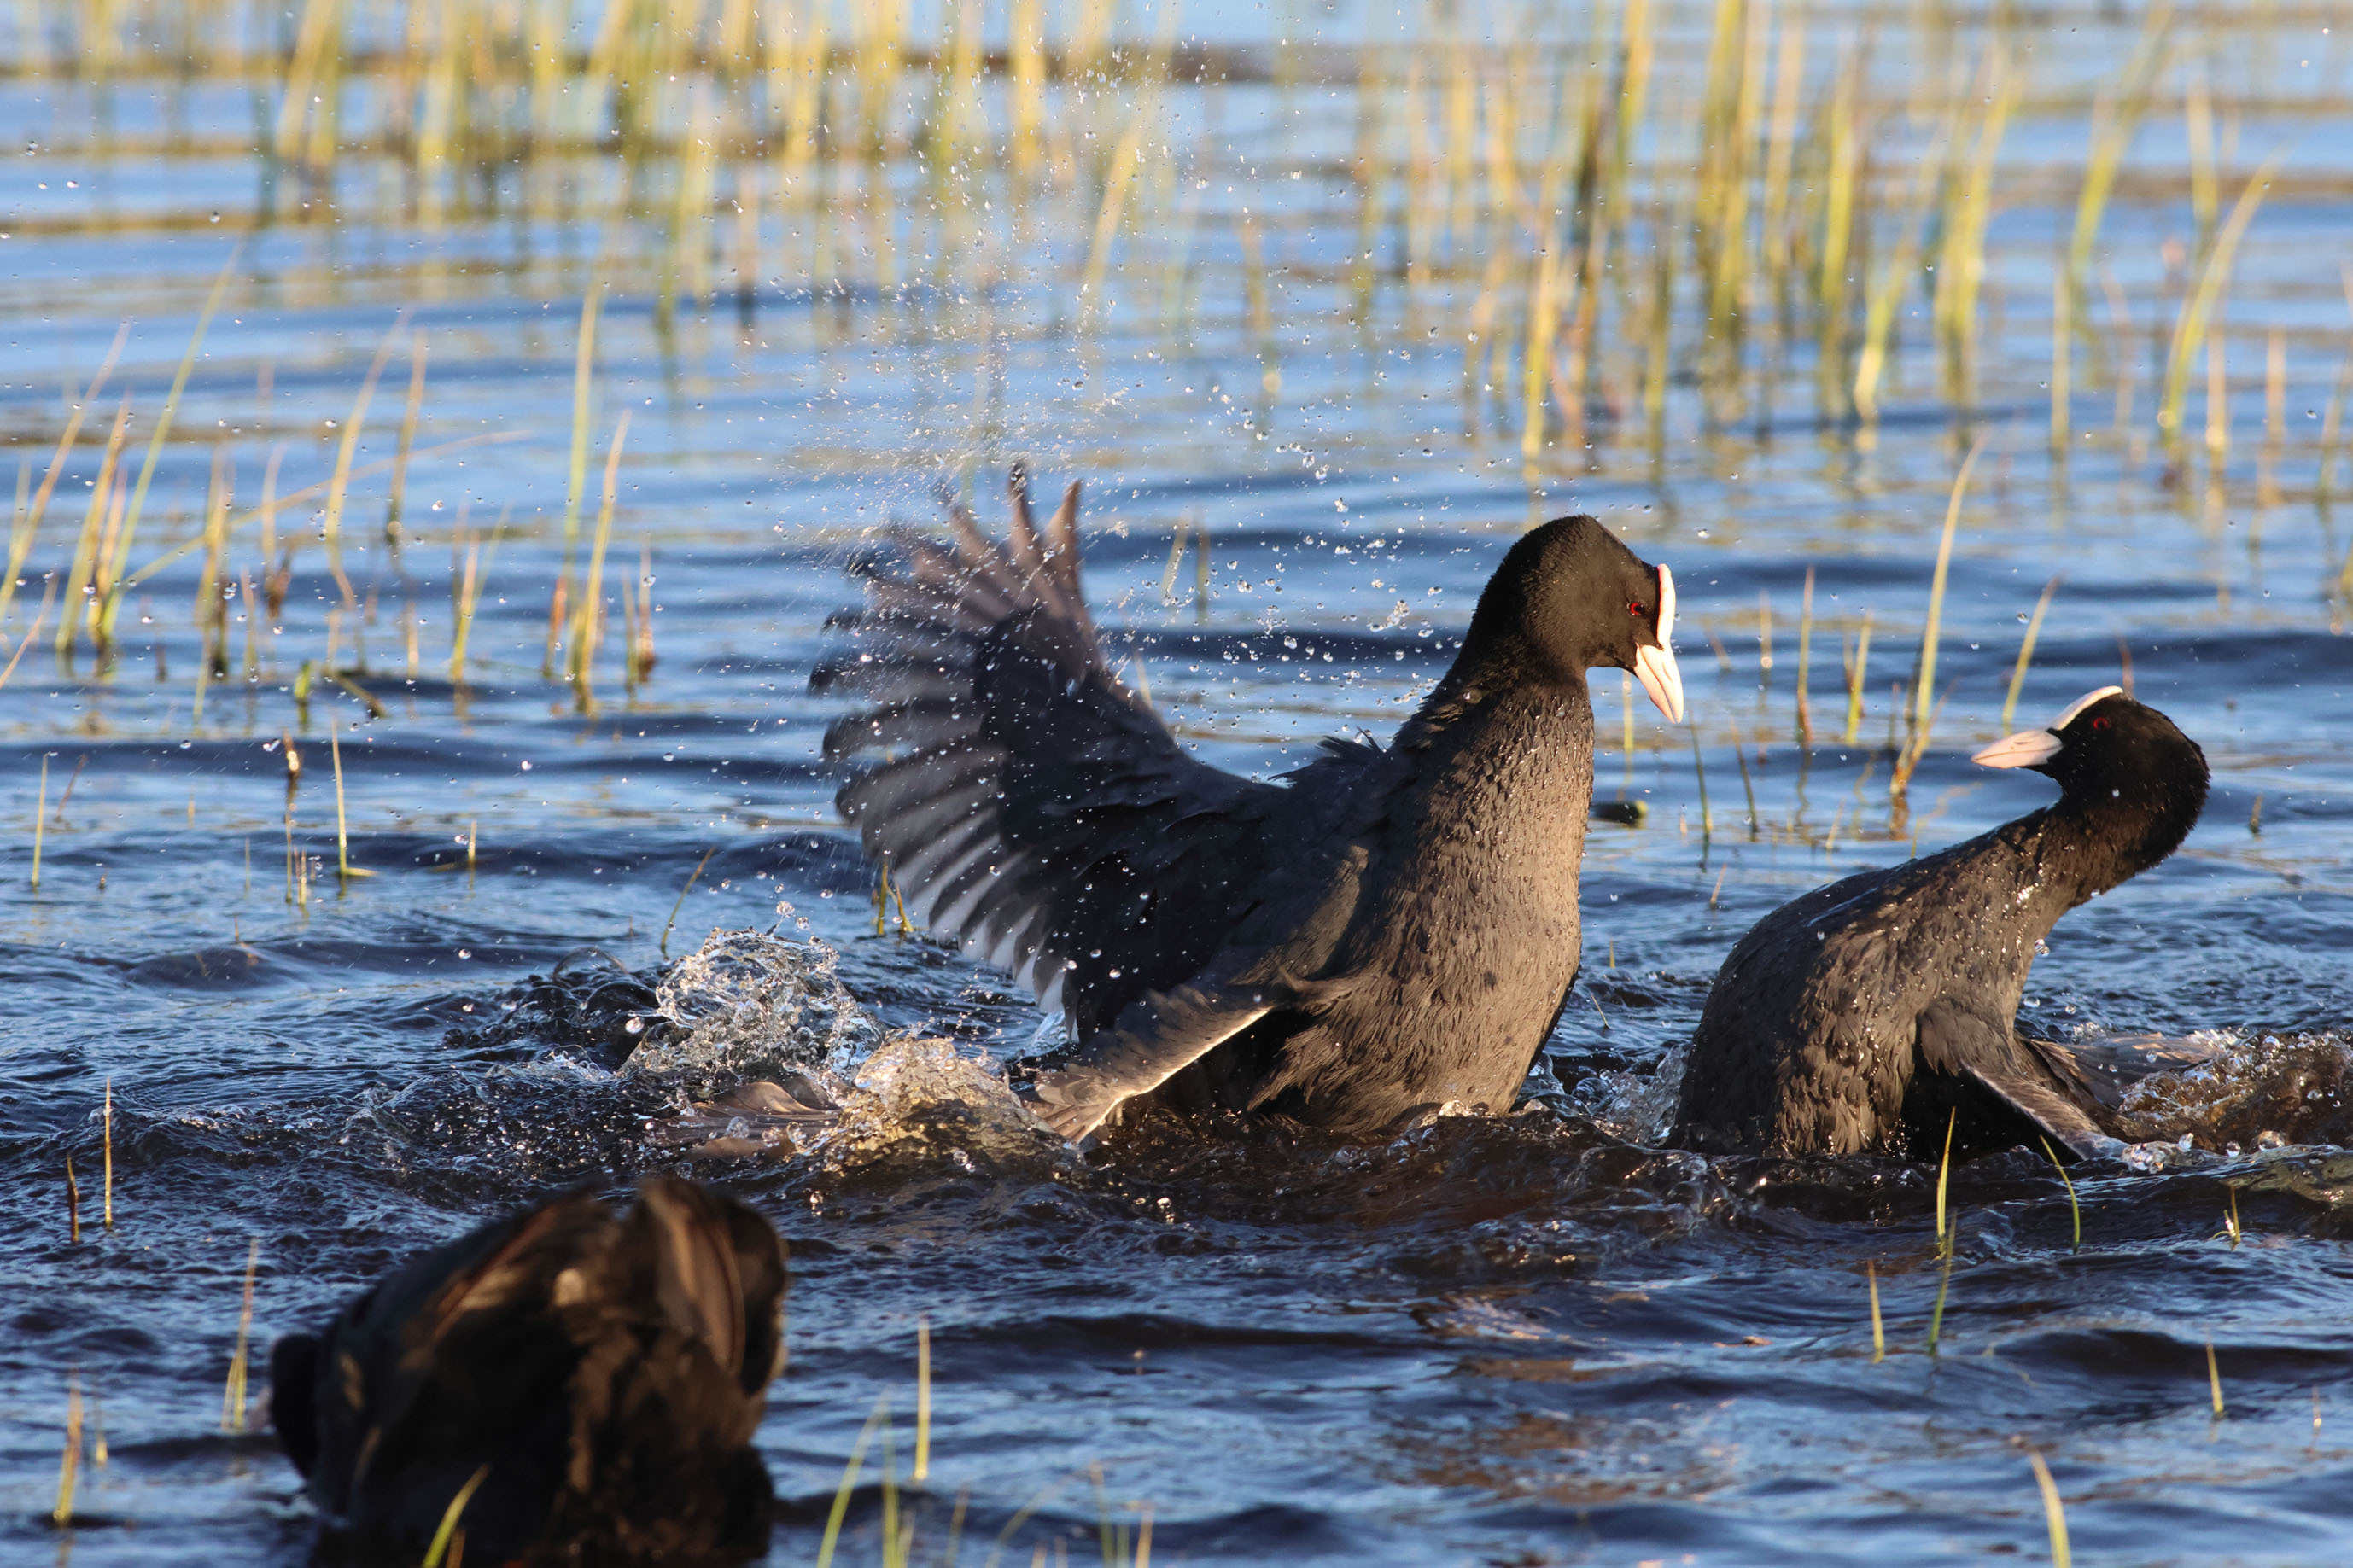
[2118,1031,2353,1152]
[815,1034,1067,1183]
[1581,1043,1690,1147]
[626,929,882,1091]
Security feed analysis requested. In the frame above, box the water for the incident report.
[7,3,2353,1562]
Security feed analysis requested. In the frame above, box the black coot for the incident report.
[1672,687,2209,1159]
[268,1175,786,1564]
[817,470,1683,1140]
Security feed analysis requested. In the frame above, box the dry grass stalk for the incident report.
[194,447,232,721]
[1933,44,2017,404]
[2003,575,2064,732]
[628,540,657,685]
[57,395,131,669]
[1687,719,1712,840]
[2160,149,2286,448]
[662,846,719,959]
[321,314,411,609]
[1890,440,1983,796]
[330,717,371,882]
[54,1372,82,1525]
[814,1403,890,1568]
[2026,1449,2071,1568]
[0,575,58,691]
[1794,568,1814,745]
[105,253,238,650]
[1235,213,1281,400]
[1854,143,1944,437]
[569,409,634,708]
[32,751,48,889]
[221,1238,259,1431]
[1813,41,1864,417]
[914,1316,931,1484]
[3,322,127,631]
[1866,1261,1885,1362]
[1082,117,1148,327]
[2069,4,2174,303]
[2206,323,2230,463]
[385,327,429,544]
[2051,264,2072,455]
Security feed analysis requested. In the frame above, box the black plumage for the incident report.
[268,1176,786,1565]
[1671,687,2210,1159]
[816,469,1683,1140]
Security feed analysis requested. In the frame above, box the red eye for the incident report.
[1629,601,1645,618]
[2091,716,2111,730]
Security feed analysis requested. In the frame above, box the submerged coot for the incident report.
[1671,687,2210,1159]
[269,1175,786,1564]
[817,470,1683,1140]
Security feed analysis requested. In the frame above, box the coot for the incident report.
[818,470,1682,1140]
[1671,687,2209,1159]
[269,1175,786,1563]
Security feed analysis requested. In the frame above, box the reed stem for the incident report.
[222,1238,259,1432]
[2039,1136,2082,1251]
[1866,1261,1885,1363]
[2003,576,2064,732]
[662,847,719,959]
[2160,150,2287,447]
[2026,1449,2071,1568]
[914,1315,931,1484]
[1936,1105,1957,1253]
[32,752,47,890]
[53,1373,81,1526]
[1911,435,1989,768]
[1794,568,1813,746]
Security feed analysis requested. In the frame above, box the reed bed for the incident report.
[0,0,2340,883]
[0,1,2334,498]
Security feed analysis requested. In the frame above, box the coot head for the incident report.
[1460,516,1684,720]
[1972,686,2209,863]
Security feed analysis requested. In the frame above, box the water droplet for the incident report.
[458,948,472,959]
[625,1016,645,1035]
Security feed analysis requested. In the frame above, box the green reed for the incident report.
[2025,1449,2072,1568]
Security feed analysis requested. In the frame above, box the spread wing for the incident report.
[1025,977,1287,1141]
[816,468,1302,1035]
[1917,998,2119,1158]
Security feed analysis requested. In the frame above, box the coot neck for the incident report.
[1393,633,1584,755]
[2029,777,2204,909]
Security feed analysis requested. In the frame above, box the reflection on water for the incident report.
[3,1,2353,1563]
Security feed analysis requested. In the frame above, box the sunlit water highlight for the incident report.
[4,3,2353,1563]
